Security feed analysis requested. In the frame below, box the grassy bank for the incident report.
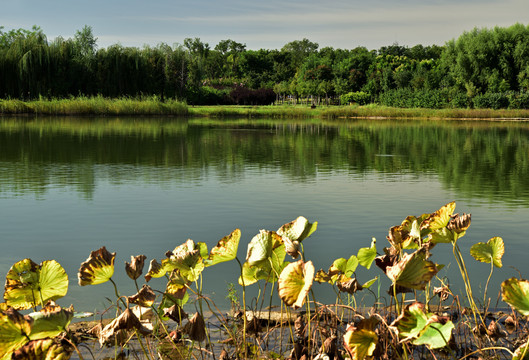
[2,96,529,119]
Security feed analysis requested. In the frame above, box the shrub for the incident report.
[340,91,371,105]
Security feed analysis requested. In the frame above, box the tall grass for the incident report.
[2,97,529,119]
[0,96,188,116]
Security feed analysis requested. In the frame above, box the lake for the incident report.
[1,116,528,312]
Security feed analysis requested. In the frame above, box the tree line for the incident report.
[1,23,529,108]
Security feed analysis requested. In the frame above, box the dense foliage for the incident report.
[1,24,529,107]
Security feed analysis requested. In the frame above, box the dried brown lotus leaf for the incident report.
[12,338,73,360]
[125,255,146,280]
[98,308,151,346]
[144,259,166,282]
[184,312,206,342]
[128,284,156,307]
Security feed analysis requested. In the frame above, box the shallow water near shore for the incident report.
[1,116,528,313]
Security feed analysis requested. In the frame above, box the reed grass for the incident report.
[2,97,529,119]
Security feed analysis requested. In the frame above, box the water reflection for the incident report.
[1,117,528,205]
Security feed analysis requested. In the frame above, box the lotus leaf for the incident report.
[343,317,379,360]
[144,259,167,282]
[337,278,363,294]
[277,216,318,243]
[447,213,472,233]
[205,229,241,267]
[392,302,453,349]
[0,308,32,360]
[27,302,73,340]
[164,239,205,282]
[78,247,116,286]
[98,308,151,346]
[470,237,504,268]
[386,248,439,290]
[184,312,206,342]
[428,227,457,244]
[4,259,68,310]
[278,260,315,309]
[11,338,72,360]
[501,278,529,316]
[420,201,456,232]
[246,230,283,265]
[276,217,317,259]
[165,271,189,300]
[128,285,156,307]
[357,238,377,269]
[125,255,146,280]
[314,255,357,284]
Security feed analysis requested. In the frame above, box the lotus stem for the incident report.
[483,260,494,307]
[235,257,247,359]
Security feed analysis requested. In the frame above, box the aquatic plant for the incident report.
[1,203,529,359]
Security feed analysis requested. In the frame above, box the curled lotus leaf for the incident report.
[357,238,377,269]
[11,338,73,360]
[144,259,167,282]
[375,246,398,274]
[501,278,529,316]
[125,255,146,280]
[470,237,504,268]
[337,277,363,294]
[387,224,416,253]
[278,260,315,310]
[277,216,318,259]
[447,213,471,233]
[205,229,241,267]
[163,304,188,324]
[98,308,151,346]
[4,259,69,310]
[164,239,205,282]
[78,247,116,286]
[165,271,189,300]
[386,248,439,290]
[428,227,457,244]
[27,302,73,340]
[246,230,284,266]
[343,317,379,360]
[184,312,206,342]
[420,201,456,232]
[0,308,33,360]
[128,285,156,307]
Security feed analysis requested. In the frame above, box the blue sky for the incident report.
[2,0,528,50]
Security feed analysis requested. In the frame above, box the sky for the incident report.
[2,0,529,51]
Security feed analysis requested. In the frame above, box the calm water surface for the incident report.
[1,117,528,311]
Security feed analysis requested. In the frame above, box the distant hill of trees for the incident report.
[1,23,529,108]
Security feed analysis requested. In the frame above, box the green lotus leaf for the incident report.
[78,247,116,286]
[428,227,456,244]
[11,338,73,360]
[386,248,439,290]
[0,308,32,360]
[513,340,529,360]
[387,224,416,253]
[277,216,318,243]
[27,302,73,340]
[165,271,189,301]
[420,201,456,231]
[392,302,429,340]
[343,318,379,360]
[470,237,505,268]
[205,229,241,267]
[277,260,315,309]
[357,238,377,269]
[4,259,69,310]
[501,278,529,316]
[246,230,283,266]
[392,302,453,349]
[144,259,168,282]
[314,255,358,284]
[413,321,454,349]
